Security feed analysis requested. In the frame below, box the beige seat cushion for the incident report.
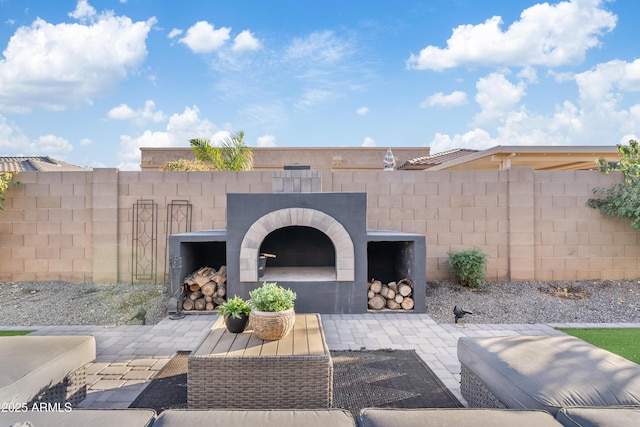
[153,409,356,427]
[556,406,640,427]
[0,335,96,405]
[358,408,563,427]
[2,409,156,427]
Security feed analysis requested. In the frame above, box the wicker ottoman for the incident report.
[188,314,332,409]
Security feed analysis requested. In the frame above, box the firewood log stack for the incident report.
[182,265,227,311]
[367,278,414,311]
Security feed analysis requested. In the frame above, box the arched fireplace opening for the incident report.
[261,226,336,267]
[259,225,336,281]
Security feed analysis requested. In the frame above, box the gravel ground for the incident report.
[427,279,640,325]
[0,281,168,326]
[1,279,639,326]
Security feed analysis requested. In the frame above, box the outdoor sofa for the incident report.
[150,407,640,427]
[5,407,640,427]
[458,335,640,415]
[0,335,96,408]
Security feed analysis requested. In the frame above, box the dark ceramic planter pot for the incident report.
[224,313,249,333]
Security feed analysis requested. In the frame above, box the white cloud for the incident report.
[257,135,276,147]
[209,130,236,146]
[80,138,92,146]
[239,103,290,131]
[232,30,261,52]
[117,130,170,171]
[429,129,495,153]
[107,100,167,125]
[473,72,526,124]
[417,11,640,154]
[34,134,74,154]
[550,101,582,135]
[166,106,219,140]
[560,58,640,143]
[285,30,352,65]
[552,71,575,83]
[0,5,155,113]
[69,0,96,21]
[168,28,183,39]
[575,59,640,106]
[428,75,640,154]
[295,89,340,109]
[629,105,640,127]
[179,21,231,53]
[0,116,31,154]
[204,29,362,113]
[517,67,538,83]
[407,0,616,70]
[420,91,467,108]
[356,107,369,116]
[622,59,640,91]
[497,109,572,146]
[0,115,73,157]
[117,105,219,170]
[282,31,365,109]
[362,136,376,147]
[107,104,137,121]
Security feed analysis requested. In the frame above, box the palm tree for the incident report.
[189,131,254,171]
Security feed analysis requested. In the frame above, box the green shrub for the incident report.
[0,172,19,211]
[587,140,640,230]
[448,248,488,288]
[249,282,296,312]
[160,158,215,171]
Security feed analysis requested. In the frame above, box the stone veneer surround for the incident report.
[226,192,368,313]
[238,207,355,282]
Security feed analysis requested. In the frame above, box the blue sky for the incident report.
[0,0,639,170]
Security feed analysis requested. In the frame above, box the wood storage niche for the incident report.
[181,265,227,312]
[367,278,414,311]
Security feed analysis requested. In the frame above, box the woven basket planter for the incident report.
[249,308,295,340]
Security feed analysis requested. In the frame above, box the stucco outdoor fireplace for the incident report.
[168,172,425,314]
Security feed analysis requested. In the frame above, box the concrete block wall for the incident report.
[534,170,640,281]
[117,170,272,282]
[331,168,639,281]
[332,170,511,281]
[0,167,638,284]
[0,171,94,282]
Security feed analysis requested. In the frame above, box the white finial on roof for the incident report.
[383,148,396,170]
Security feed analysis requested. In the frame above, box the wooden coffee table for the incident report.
[187,313,333,409]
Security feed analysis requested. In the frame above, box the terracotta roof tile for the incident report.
[0,157,88,172]
[399,149,478,169]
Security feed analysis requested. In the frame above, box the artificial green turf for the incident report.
[558,328,640,364]
[0,330,33,336]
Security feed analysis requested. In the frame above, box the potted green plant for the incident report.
[217,295,251,333]
[248,282,297,340]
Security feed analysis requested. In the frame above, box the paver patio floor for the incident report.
[4,314,638,409]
